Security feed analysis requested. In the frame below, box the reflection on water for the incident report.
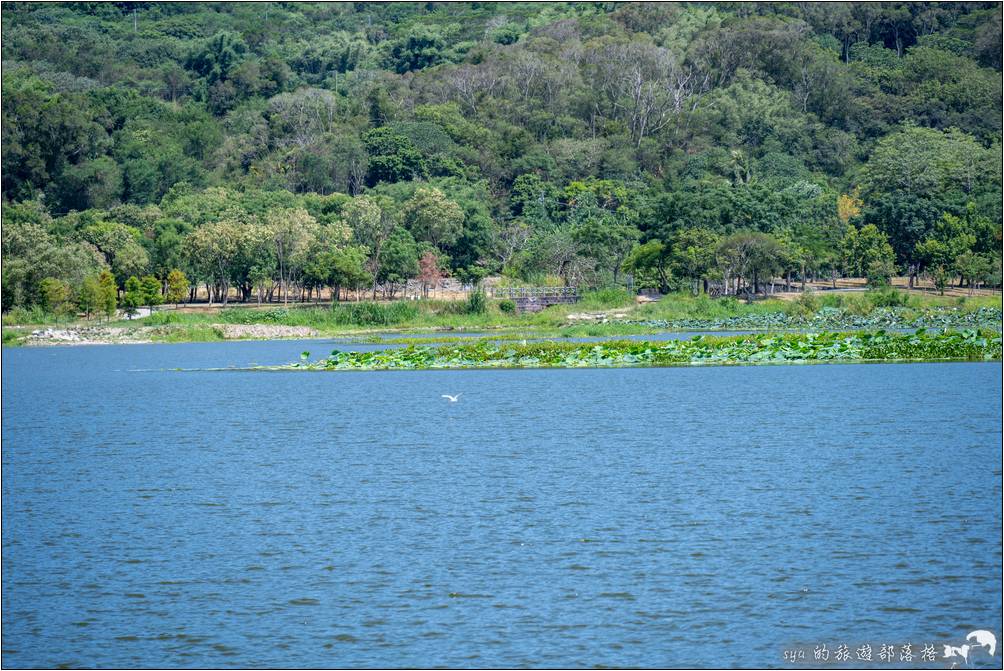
[2,341,1001,668]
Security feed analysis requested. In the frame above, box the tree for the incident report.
[187,31,248,85]
[264,208,319,304]
[914,212,977,281]
[716,232,785,297]
[78,221,150,287]
[836,190,862,225]
[122,275,143,319]
[362,128,427,186]
[841,224,897,279]
[417,250,443,298]
[953,251,992,294]
[50,157,124,212]
[670,228,721,294]
[77,275,102,320]
[183,221,242,305]
[140,275,163,311]
[377,227,420,297]
[344,195,395,298]
[401,187,464,249]
[387,27,447,74]
[571,211,640,284]
[97,270,118,320]
[860,125,999,264]
[39,277,73,315]
[328,246,371,302]
[623,240,671,293]
[865,258,896,287]
[930,265,951,295]
[567,190,640,284]
[166,269,189,306]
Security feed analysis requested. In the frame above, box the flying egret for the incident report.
[442,394,462,402]
[967,630,997,657]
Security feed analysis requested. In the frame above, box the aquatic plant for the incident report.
[266,329,1001,372]
[617,306,1002,332]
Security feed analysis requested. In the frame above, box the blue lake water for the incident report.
[2,341,1002,668]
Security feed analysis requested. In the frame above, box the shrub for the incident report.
[2,305,56,325]
[866,287,911,308]
[865,258,896,287]
[498,299,516,314]
[819,294,845,309]
[795,290,820,315]
[466,289,487,315]
[578,287,633,309]
[143,311,186,325]
[336,301,419,325]
[220,308,290,324]
[843,294,873,316]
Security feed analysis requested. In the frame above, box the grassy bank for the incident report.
[251,329,1002,372]
[3,289,1001,346]
[97,290,1004,333]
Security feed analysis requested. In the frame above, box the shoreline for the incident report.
[5,295,1002,348]
[6,320,1004,348]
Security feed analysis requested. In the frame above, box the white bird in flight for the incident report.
[967,630,997,656]
[442,394,462,402]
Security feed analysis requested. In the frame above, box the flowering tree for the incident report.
[417,251,443,298]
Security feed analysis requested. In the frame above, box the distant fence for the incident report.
[489,286,580,313]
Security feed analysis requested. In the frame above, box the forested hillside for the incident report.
[2,2,1002,312]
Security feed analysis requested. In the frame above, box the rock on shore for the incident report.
[217,324,317,339]
[19,323,318,346]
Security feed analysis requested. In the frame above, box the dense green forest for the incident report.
[2,1,1002,314]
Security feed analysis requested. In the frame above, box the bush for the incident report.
[2,305,60,325]
[143,311,187,325]
[866,287,911,308]
[336,301,419,325]
[498,299,515,314]
[219,302,422,327]
[818,294,845,309]
[578,287,633,309]
[717,296,739,311]
[794,290,820,315]
[866,259,895,288]
[843,294,873,316]
[2,329,23,346]
[220,308,291,324]
[466,289,487,315]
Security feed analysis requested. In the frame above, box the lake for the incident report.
[2,341,1001,668]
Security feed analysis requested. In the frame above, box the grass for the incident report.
[2,329,24,346]
[151,325,225,343]
[1,306,80,326]
[4,288,1001,345]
